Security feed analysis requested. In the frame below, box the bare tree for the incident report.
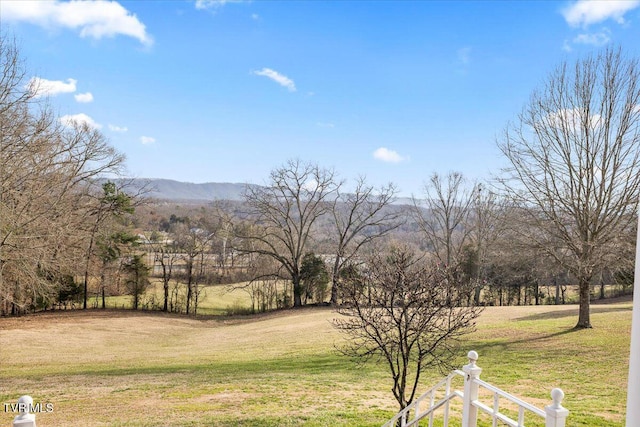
[0,37,126,314]
[329,178,402,304]
[498,47,640,328]
[239,159,338,307]
[148,235,179,312]
[172,220,214,315]
[412,172,477,268]
[334,245,481,412]
[208,201,240,274]
[468,185,508,305]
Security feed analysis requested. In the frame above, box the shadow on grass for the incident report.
[3,305,336,326]
[22,352,365,379]
[514,304,631,322]
[470,328,580,356]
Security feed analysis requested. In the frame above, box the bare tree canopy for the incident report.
[498,47,640,329]
[329,178,402,304]
[412,171,477,267]
[239,159,339,307]
[334,246,481,410]
[0,37,126,314]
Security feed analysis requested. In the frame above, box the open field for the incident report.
[94,277,633,316]
[0,300,633,426]
[97,281,276,316]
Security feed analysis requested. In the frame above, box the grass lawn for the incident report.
[98,281,269,316]
[0,299,633,426]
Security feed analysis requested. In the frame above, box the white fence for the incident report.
[382,351,569,427]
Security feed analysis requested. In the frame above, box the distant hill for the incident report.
[109,178,415,205]
[111,179,250,202]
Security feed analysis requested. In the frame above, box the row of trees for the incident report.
[136,152,635,323]
[226,47,640,330]
[0,37,149,315]
[2,33,638,333]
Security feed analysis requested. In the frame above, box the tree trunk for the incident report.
[100,265,107,309]
[83,236,94,310]
[330,277,339,305]
[330,254,342,305]
[473,283,482,306]
[133,269,139,310]
[163,279,169,312]
[186,260,193,315]
[293,277,302,307]
[576,277,592,328]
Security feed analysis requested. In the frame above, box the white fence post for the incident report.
[545,388,569,427]
[12,395,36,427]
[461,350,482,427]
[625,212,640,427]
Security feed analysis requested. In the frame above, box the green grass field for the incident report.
[0,299,633,426]
[97,281,275,316]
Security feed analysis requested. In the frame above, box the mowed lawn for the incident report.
[100,281,279,316]
[0,300,633,426]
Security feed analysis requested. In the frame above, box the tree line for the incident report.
[0,37,144,315]
[2,36,638,331]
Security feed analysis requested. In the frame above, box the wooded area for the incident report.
[1,38,638,333]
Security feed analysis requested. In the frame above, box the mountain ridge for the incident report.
[111,178,249,202]
[112,178,414,205]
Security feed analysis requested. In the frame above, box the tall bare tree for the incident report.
[0,37,125,314]
[240,159,338,307]
[468,184,508,304]
[329,178,402,304]
[148,234,179,312]
[498,47,640,328]
[412,172,477,267]
[172,219,214,315]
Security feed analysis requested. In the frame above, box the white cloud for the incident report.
[2,0,153,46]
[251,13,260,20]
[195,0,244,10]
[572,30,611,46]
[28,77,77,98]
[562,0,640,27]
[252,68,297,92]
[108,124,128,132]
[140,136,156,145]
[302,179,319,192]
[373,147,405,163]
[60,113,102,129]
[541,108,602,133]
[74,92,94,103]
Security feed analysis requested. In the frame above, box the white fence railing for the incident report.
[383,351,569,427]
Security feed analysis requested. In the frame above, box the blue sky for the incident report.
[2,0,640,196]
